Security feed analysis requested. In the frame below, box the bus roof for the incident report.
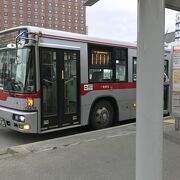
[0,26,137,49]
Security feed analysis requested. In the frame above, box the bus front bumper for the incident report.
[0,106,38,133]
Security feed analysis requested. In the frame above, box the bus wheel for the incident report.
[90,100,114,130]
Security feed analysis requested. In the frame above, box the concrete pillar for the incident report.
[136,0,165,180]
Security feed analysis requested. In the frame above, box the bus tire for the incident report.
[90,100,114,130]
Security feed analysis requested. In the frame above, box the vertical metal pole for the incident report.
[136,0,165,180]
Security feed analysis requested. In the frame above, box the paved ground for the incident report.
[0,126,89,149]
[0,120,135,149]
[0,121,180,180]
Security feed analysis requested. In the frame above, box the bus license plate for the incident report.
[0,118,6,127]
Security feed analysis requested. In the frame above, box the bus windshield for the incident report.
[0,47,35,93]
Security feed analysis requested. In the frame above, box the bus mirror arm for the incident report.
[15,31,38,49]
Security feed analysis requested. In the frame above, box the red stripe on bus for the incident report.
[80,82,136,96]
[0,90,41,101]
[42,34,137,49]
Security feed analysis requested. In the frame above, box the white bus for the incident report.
[0,26,170,133]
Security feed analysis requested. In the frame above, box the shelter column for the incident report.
[136,0,165,180]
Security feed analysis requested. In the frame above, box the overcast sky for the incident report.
[86,0,178,42]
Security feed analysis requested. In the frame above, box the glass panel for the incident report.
[0,47,35,93]
[132,57,137,81]
[41,50,57,116]
[89,69,113,82]
[64,52,77,114]
[116,60,126,81]
[164,59,169,110]
[90,50,111,66]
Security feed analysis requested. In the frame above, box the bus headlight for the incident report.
[19,116,25,122]
[13,114,25,122]
[19,124,31,130]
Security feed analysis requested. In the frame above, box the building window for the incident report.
[4,12,8,16]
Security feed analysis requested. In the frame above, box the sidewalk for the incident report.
[0,121,180,180]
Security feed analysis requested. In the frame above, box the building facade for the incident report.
[175,13,180,42]
[0,0,86,34]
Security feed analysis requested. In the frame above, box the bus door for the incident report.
[40,48,80,131]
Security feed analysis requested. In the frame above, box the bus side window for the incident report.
[88,45,113,83]
[115,48,128,82]
[132,57,137,82]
